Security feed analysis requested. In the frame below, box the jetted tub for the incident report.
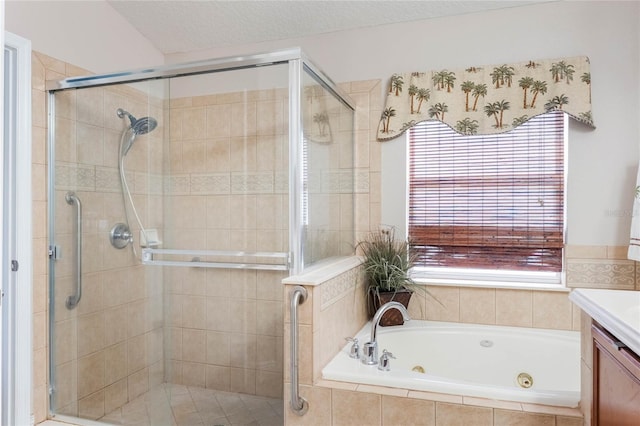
[322,320,580,407]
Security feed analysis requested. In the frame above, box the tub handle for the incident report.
[289,286,309,416]
[378,349,396,371]
[345,337,360,359]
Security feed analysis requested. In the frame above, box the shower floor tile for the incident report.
[99,383,283,426]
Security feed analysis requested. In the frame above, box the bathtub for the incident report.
[322,320,580,407]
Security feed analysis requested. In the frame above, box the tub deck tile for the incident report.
[407,390,463,404]
[521,403,582,418]
[314,379,358,391]
[356,384,409,397]
[462,396,523,411]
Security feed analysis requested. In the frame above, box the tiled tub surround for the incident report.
[283,258,585,425]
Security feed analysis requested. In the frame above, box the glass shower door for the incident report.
[48,80,167,419]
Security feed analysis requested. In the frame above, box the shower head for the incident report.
[117,108,158,135]
[117,108,158,156]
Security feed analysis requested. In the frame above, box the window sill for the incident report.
[411,270,569,292]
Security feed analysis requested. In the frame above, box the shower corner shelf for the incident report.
[141,248,291,271]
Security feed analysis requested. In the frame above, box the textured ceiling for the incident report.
[107,1,547,54]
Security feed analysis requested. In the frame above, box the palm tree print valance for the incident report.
[377,56,594,140]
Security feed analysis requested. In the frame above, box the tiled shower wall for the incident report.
[161,77,358,398]
[162,88,290,398]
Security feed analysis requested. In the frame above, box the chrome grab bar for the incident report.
[65,191,82,309]
[289,285,309,416]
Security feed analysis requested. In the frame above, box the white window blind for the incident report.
[408,111,565,273]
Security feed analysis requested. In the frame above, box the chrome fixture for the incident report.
[109,223,133,249]
[116,108,158,254]
[290,286,309,415]
[116,108,158,156]
[361,301,410,365]
[345,337,360,359]
[65,192,82,309]
[378,349,395,371]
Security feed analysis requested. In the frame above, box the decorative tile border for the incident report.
[355,170,370,193]
[94,166,120,192]
[566,258,635,289]
[320,264,363,310]
[55,163,96,191]
[190,173,230,194]
[231,171,274,194]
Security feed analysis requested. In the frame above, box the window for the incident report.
[408,111,566,283]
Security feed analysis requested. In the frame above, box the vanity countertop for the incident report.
[569,288,640,355]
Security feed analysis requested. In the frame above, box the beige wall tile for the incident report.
[182,296,206,329]
[77,312,105,357]
[127,367,149,400]
[127,334,147,374]
[205,365,231,391]
[182,362,206,388]
[104,379,128,415]
[227,299,257,334]
[284,384,331,426]
[459,288,495,324]
[256,335,283,372]
[78,390,105,420]
[382,395,435,426]
[104,305,128,347]
[425,286,460,322]
[33,348,47,389]
[229,367,256,394]
[332,389,381,426]
[495,289,532,327]
[78,352,105,399]
[205,297,231,332]
[435,402,493,426]
[256,369,283,399]
[556,415,584,426]
[182,329,206,363]
[229,333,257,369]
[532,291,572,330]
[257,300,284,337]
[104,342,127,386]
[493,409,554,426]
[206,105,231,138]
[565,245,607,259]
[182,107,207,140]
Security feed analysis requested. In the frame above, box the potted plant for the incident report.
[357,227,419,327]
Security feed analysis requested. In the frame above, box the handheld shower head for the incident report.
[117,108,158,156]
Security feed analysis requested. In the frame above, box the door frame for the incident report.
[3,30,32,426]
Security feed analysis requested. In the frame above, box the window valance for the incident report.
[377,56,594,140]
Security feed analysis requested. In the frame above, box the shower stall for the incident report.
[46,49,355,424]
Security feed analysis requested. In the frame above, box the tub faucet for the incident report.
[361,301,410,365]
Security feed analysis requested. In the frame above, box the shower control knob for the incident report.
[110,223,133,249]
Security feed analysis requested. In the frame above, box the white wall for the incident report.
[169,1,640,246]
[5,0,163,73]
[6,0,639,246]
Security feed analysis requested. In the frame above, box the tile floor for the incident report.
[98,383,283,426]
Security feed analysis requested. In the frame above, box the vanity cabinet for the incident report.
[592,323,640,426]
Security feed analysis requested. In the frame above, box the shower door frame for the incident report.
[47,48,355,418]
